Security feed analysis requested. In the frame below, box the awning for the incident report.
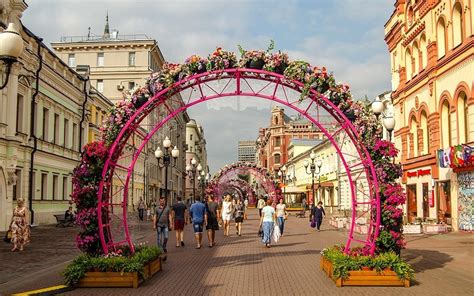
[283,186,305,193]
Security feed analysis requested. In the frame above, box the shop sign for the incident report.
[407,169,431,178]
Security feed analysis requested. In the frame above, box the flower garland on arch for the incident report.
[71,43,405,255]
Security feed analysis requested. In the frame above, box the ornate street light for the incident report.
[0,23,24,90]
[198,171,210,200]
[278,165,287,200]
[304,152,323,205]
[186,157,202,203]
[155,136,179,204]
[372,96,396,141]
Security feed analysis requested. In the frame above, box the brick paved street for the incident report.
[1,209,473,296]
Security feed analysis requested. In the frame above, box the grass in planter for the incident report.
[63,245,162,286]
[321,246,414,281]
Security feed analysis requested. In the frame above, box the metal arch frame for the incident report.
[208,162,276,200]
[216,179,255,200]
[96,68,381,255]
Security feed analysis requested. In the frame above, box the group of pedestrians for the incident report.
[151,194,326,254]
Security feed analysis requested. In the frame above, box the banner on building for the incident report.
[437,145,474,169]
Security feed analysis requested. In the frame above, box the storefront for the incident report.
[404,167,438,223]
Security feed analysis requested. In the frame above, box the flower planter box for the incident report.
[422,224,448,234]
[76,256,162,288]
[320,257,410,287]
[403,224,422,234]
[329,217,346,229]
[345,221,368,234]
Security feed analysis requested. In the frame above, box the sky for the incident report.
[22,0,395,173]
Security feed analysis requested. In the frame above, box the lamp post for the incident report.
[371,96,396,141]
[277,165,287,201]
[304,152,323,205]
[186,158,202,203]
[198,171,210,200]
[0,23,24,90]
[155,136,179,205]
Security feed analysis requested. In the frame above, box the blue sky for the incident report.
[23,0,395,172]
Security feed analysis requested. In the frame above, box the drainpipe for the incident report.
[28,37,43,225]
[78,76,89,152]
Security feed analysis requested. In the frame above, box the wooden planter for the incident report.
[76,256,162,288]
[320,257,410,287]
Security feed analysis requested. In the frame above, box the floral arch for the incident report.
[72,45,406,257]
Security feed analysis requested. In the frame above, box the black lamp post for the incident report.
[0,23,24,90]
[304,152,322,205]
[155,136,179,205]
[186,158,202,203]
[198,171,210,200]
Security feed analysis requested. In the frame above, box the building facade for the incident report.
[256,106,325,174]
[238,140,256,163]
[385,0,473,231]
[185,119,208,202]
[51,17,189,207]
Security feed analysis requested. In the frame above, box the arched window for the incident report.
[437,18,447,58]
[407,6,414,26]
[412,42,419,75]
[441,100,451,147]
[420,35,427,69]
[453,2,463,47]
[457,91,469,144]
[410,115,418,157]
[405,48,413,80]
[420,111,429,155]
[274,116,279,125]
[274,153,281,164]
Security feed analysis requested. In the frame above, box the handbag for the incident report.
[310,218,316,228]
[4,230,12,243]
[257,225,263,237]
[273,224,281,243]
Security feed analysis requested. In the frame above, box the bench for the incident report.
[54,214,74,227]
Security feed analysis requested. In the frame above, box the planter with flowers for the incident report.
[207,47,238,71]
[64,244,162,288]
[264,51,289,74]
[184,55,208,74]
[320,246,413,287]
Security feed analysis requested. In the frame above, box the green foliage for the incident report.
[63,246,162,286]
[321,246,415,281]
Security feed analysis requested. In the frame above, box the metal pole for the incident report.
[165,160,168,204]
[312,170,315,206]
[192,173,196,203]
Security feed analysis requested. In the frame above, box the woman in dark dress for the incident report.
[310,201,325,231]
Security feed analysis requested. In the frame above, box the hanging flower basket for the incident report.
[133,95,148,109]
[343,110,356,122]
[248,58,265,69]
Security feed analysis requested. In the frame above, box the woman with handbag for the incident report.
[9,198,31,252]
[310,201,326,231]
[275,198,288,236]
[259,199,276,248]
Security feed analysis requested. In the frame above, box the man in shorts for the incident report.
[206,195,220,248]
[189,198,207,249]
[171,196,188,247]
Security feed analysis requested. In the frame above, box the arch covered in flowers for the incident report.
[207,162,276,203]
[215,179,256,201]
[72,45,406,257]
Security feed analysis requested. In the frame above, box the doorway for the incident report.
[407,184,417,223]
[437,181,452,224]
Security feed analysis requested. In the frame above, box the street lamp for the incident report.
[155,136,179,204]
[304,152,323,205]
[186,157,202,203]
[0,23,24,90]
[198,171,210,200]
[278,165,287,201]
[371,96,396,141]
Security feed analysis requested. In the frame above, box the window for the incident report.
[97,80,104,93]
[12,169,21,201]
[412,42,419,75]
[97,52,104,67]
[405,48,412,80]
[409,115,418,158]
[129,52,136,66]
[68,54,75,67]
[128,81,135,90]
[41,173,48,200]
[453,3,463,48]
[458,91,468,144]
[54,114,59,144]
[190,134,193,141]
[63,176,69,200]
[16,94,24,133]
[42,108,49,141]
[274,153,281,164]
[73,123,78,150]
[420,111,429,155]
[64,118,69,148]
[275,136,281,146]
[32,172,36,200]
[52,175,58,200]
[437,18,447,58]
[441,100,451,147]
[420,35,427,69]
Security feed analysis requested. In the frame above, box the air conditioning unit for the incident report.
[117,84,125,91]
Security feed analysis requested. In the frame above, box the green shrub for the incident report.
[63,246,162,286]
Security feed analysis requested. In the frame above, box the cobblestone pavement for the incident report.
[1,209,473,296]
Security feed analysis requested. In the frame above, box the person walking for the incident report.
[310,201,326,231]
[171,196,188,247]
[153,197,172,256]
[257,196,265,217]
[221,195,234,236]
[259,199,276,248]
[138,198,145,221]
[243,198,249,220]
[9,198,30,252]
[234,199,245,236]
[302,197,307,212]
[276,198,288,236]
[206,194,220,247]
[189,198,207,249]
